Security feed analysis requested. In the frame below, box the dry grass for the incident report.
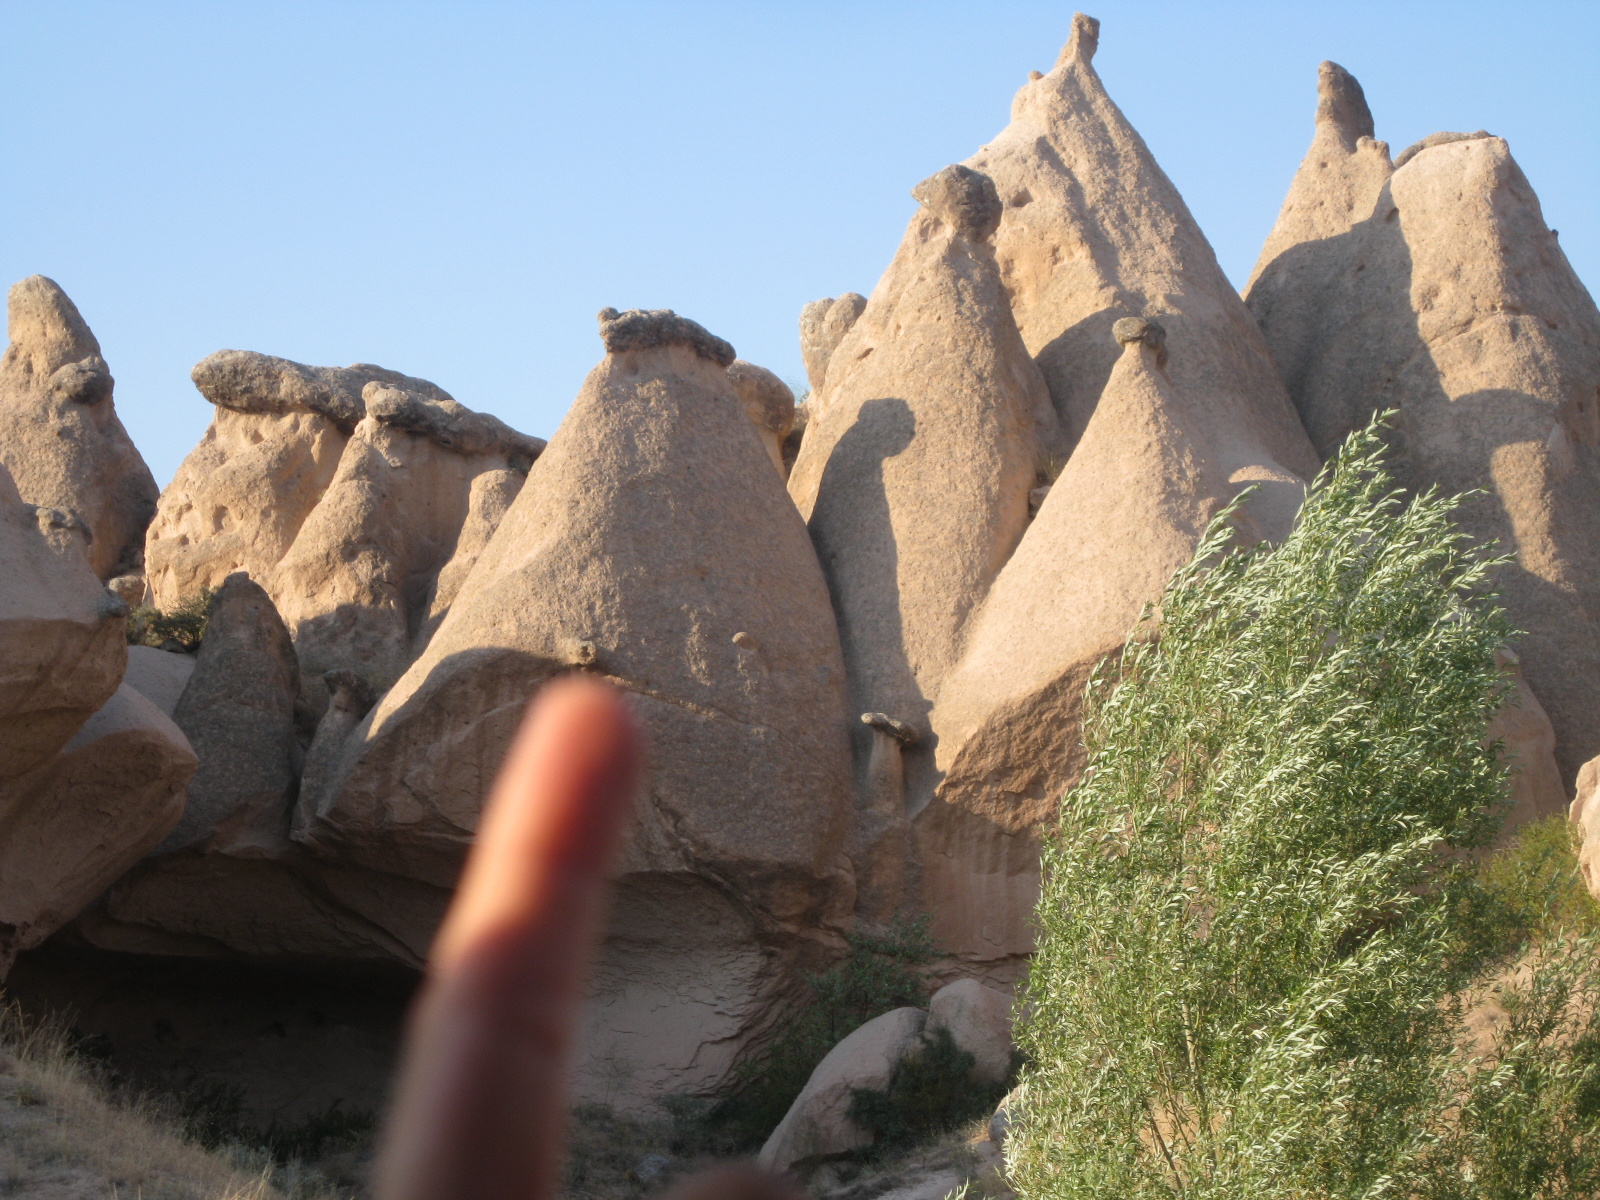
[0,1000,340,1200]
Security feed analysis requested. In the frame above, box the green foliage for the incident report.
[847,1026,1010,1157]
[1008,417,1600,1198]
[1480,814,1600,944]
[127,586,216,649]
[695,917,936,1151]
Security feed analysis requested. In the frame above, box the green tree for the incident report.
[1008,418,1600,1199]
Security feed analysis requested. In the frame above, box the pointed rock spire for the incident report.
[1246,68,1600,786]
[0,277,159,581]
[963,14,1318,481]
[300,307,856,1108]
[788,163,1062,801]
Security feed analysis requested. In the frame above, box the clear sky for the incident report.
[3,2,1596,486]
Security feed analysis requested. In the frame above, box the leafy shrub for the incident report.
[1007,417,1600,1199]
[692,917,937,1151]
[1480,814,1600,944]
[847,1026,1010,1157]
[127,586,216,649]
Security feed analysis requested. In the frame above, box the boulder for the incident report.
[0,276,159,580]
[123,645,196,717]
[298,307,857,1105]
[926,978,1013,1085]
[1574,755,1600,902]
[146,351,544,716]
[0,461,128,780]
[727,359,795,476]
[1245,67,1600,786]
[758,1007,927,1173]
[963,15,1317,482]
[798,293,867,395]
[923,320,1305,976]
[0,683,195,973]
[788,165,1061,843]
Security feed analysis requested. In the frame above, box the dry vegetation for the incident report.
[0,1002,342,1200]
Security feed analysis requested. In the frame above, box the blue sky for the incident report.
[3,2,1596,486]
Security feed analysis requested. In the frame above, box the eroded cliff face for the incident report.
[1246,64,1600,790]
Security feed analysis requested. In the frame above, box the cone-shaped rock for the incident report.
[788,165,1061,792]
[0,460,128,779]
[1246,70,1600,785]
[964,15,1318,481]
[922,320,1306,977]
[0,277,159,581]
[728,359,795,476]
[147,352,543,716]
[0,683,195,974]
[299,308,857,1106]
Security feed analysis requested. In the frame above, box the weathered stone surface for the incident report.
[299,308,857,1105]
[0,461,128,780]
[1246,68,1600,786]
[0,683,195,973]
[963,16,1318,483]
[759,1007,927,1173]
[0,277,160,580]
[1574,755,1600,902]
[728,359,795,476]
[798,294,866,395]
[1487,649,1567,842]
[789,164,1062,843]
[123,645,196,718]
[147,352,543,716]
[926,978,1013,1085]
[922,323,1305,976]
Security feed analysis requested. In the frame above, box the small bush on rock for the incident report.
[1007,418,1600,1199]
[128,586,216,650]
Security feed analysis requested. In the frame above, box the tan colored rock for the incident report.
[0,276,159,580]
[963,15,1317,483]
[0,683,195,972]
[758,1007,927,1173]
[926,978,1013,1085]
[728,359,795,475]
[788,165,1061,825]
[1574,756,1600,902]
[799,293,867,395]
[1487,649,1567,842]
[147,352,543,714]
[1246,69,1600,785]
[0,461,128,780]
[922,321,1305,976]
[123,645,196,717]
[299,308,857,1104]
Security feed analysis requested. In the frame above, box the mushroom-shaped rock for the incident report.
[1246,65,1600,786]
[728,360,796,476]
[297,307,857,1107]
[0,276,160,580]
[922,320,1306,977]
[0,683,196,973]
[758,1007,928,1173]
[146,351,544,717]
[799,294,867,396]
[963,14,1317,481]
[788,162,1063,816]
[0,461,128,780]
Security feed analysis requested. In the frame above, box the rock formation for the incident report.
[146,351,543,717]
[1573,755,1600,902]
[0,277,160,583]
[727,359,796,476]
[963,15,1318,483]
[798,294,867,395]
[788,165,1062,846]
[299,307,857,1104]
[1246,65,1600,786]
[925,978,1014,1086]
[0,462,128,781]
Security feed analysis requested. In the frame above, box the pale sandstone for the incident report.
[798,294,866,395]
[1574,756,1600,902]
[1246,70,1600,786]
[122,646,196,718]
[0,684,195,973]
[963,15,1317,483]
[0,461,127,780]
[727,359,795,475]
[1487,649,1567,842]
[298,308,857,1105]
[922,321,1304,976]
[758,1007,928,1173]
[0,277,159,580]
[926,978,1014,1086]
[788,165,1062,855]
